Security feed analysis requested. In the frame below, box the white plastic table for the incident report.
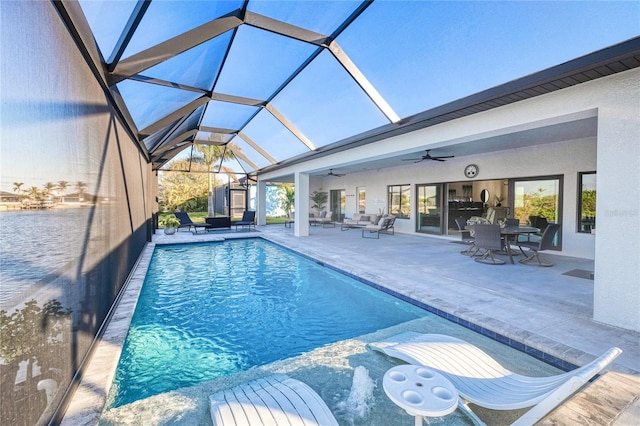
[383,365,458,426]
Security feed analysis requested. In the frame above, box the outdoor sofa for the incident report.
[341,213,381,230]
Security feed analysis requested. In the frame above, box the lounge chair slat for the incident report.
[209,374,338,426]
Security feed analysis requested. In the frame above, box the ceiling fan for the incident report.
[403,149,455,163]
[323,169,346,177]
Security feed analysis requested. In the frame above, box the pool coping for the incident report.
[60,234,630,424]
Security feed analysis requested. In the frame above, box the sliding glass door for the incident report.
[330,189,345,222]
[512,176,562,249]
[416,184,443,234]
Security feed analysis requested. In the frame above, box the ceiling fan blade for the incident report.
[431,157,446,162]
[435,155,455,159]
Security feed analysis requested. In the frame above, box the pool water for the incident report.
[110,239,426,407]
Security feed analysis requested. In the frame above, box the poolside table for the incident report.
[383,364,458,426]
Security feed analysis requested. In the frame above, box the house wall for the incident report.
[263,68,640,332]
[0,1,155,424]
[315,137,596,257]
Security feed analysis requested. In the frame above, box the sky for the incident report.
[2,0,639,191]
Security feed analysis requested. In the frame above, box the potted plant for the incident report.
[309,190,328,215]
[160,216,180,234]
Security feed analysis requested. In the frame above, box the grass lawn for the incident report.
[158,212,286,226]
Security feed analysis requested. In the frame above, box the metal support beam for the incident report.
[328,40,401,123]
[228,145,260,171]
[139,96,210,137]
[265,103,316,151]
[109,11,243,84]
[244,11,331,46]
[151,130,198,157]
[199,126,237,135]
[128,75,209,94]
[237,132,277,164]
[107,0,150,69]
[211,92,267,107]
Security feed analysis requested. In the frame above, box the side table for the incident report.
[383,365,458,426]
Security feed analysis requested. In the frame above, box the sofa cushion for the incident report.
[359,215,370,222]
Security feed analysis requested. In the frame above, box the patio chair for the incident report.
[362,216,395,239]
[517,223,561,266]
[472,224,505,265]
[369,331,622,426]
[454,217,477,256]
[310,210,335,227]
[285,211,295,228]
[235,210,256,231]
[174,211,213,234]
[209,374,338,426]
[309,210,324,226]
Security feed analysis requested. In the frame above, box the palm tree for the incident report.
[56,180,69,195]
[278,184,295,217]
[42,182,55,199]
[194,143,236,217]
[27,186,41,201]
[56,181,69,202]
[75,181,87,202]
[13,182,24,194]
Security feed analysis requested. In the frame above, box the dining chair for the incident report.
[472,224,506,265]
[454,217,477,256]
[517,223,561,266]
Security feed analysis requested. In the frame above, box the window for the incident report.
[512,176,563,250]
[388,184,411,219]
[357,187,366,213]
[578,172,596,233]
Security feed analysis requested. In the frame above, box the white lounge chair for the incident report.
[369,331,622,426]
[209,374,338,426]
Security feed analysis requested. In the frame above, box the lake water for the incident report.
[0,208,91,307]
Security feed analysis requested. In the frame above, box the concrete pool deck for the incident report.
[64,224,639,425]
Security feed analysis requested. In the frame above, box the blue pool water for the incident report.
[110,239,426,407]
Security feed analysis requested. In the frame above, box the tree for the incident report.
[193,143,237,217]
[12,182,23,194]
[514,187,558,223]
[27,186,41,201]
[57,180,69,202]
[75,181,87,201]
[278,184,295,217]
[42,182,55,199]
[158,159,208,211]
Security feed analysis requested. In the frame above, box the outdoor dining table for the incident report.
[500,225,539,264]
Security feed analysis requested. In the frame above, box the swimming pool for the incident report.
[109,239,426,407]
